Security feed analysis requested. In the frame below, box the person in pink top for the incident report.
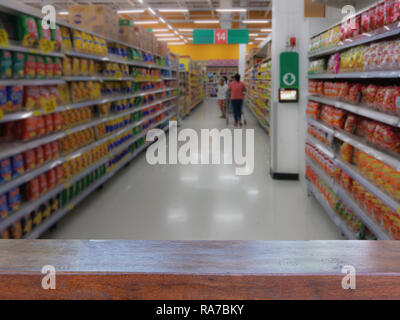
[227,74,246,127]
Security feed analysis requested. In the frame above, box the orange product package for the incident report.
[343,114,358,133]
[47,169,56,190]
[381,86,400,115]
[55,165,64,184]
[346,83,361,103]
[340,142,354,163]
[43,143,53,162]
[361,84,378,106]
[35,116,45,137]
[53,58,63,78]
[23,149,36,171]
[44,114,54,135]
[27,177,39,201]
[52,112,62,131]
[35,146,44,166]
[24,86,40,111]
[36,56,45,79]
[306,101,320,119]
[19,117,37,141]
[38,173,48,195]
[51,141,59,159]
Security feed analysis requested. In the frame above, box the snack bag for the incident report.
[39,86,50,109]
[11,153,24,177]
[35,146,44,166]
[6,85,23,112]
[38,173,48,194]
[0,50,12,78]
[47,169,56,190]
[60,27,72,51]
[0,194,8,220]
[52,112,62,131]
[0,158,11,182]
[53,58,62,78]
[71,29,83,52]
[24,54,36,78]
[12,52,25,78]
[20,117,37,140]
[36,116,45,137]
[51,25,62,50]
[340,142,354,163]
[7,187,21,212]
[43,56,53,78]
[51,141,59,159]
[344,114,358,134]
[72,57,79,76]
[24,86,40,110]
[44,114,54,134]
[36,55,45,78]
[346,83,361,103]
[55,165,64,184]
[27,177,39,201]
[23,149,36,171]
[17,14,38,47]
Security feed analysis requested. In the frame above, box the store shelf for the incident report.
[306,157,392,240]
[0,106,176,233]
[306,135,335,159]
[308,95,400,127]
[246,103,269,133]
[308,70,400,79]
[0,79,65,86]
[0,41,65,58]
[0,95,178,161]
[306,180,357,240]
[23,116,174,239]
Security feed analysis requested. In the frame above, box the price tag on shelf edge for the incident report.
[214,29,227,44]
[39,39,54,53]
[0,29,9,47]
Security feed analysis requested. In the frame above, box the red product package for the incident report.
[372,124,400,152]
[382,86,399,114]
[36,56,45,79]
[53,58,62,78]
[44,114,54,134]
[344,114,359,133]
[51,141,59,159]
[20,117,37,141]
[27,178,39,201]
[332,108,347,129]
[346,83,361,103]
[38,173,48,195]
[35,116,45,137]
[23,149,36,171]
[43,143,53,162]
[361,10,370,33]
[55,165,64,184]
[35,146,44,166]
[376,3,385,28]
[338,82,350,100]
[52,112,62,131]
[362,84,378,106]
[24,55,36,78]
[375,86,387,110]
[47,169,56,190]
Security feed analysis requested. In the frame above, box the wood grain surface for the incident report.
[0,240,400,299]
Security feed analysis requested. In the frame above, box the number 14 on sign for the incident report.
[215,30,227,44]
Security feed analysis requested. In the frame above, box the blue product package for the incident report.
[0,158,12,183]
[0,194,8,220]
[11,154,24,177]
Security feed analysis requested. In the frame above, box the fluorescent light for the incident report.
[158,37,180,41]
[243,19,270,24]
[216,8,247,12]
[188,37,193,40]
[179,28,193,32]
[261,28,272,32]
[155,33,175,37]
[117,9,145,14]
[158,9,189,13]
[137,0,144,3]
[159,17,166,24]
[249,33,259,36]
[255,38,266,41]
[152,28,169,32]
[248,42,254,45]
[194,20,219,24]
[167,24,174,30]
[58,11,69,15]
[148,7,156,15]
[168,42,185,45]
[134,20,159,25]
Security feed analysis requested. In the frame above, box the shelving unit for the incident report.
[306,0,400,240]
[188,60,206,114]
[0,2,178,239]
[244,39,271,135]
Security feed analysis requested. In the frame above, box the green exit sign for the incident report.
[193,29,249,44]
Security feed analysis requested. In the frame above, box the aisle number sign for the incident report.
[193,29,249,44]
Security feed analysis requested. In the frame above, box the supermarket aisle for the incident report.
[45,100,343,240]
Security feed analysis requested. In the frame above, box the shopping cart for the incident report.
[225,98,247,126]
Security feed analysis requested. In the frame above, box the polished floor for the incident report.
[45,99,343,240]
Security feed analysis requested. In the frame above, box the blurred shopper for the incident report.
[228,73,246,127]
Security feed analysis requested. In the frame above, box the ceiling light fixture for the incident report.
[194,20,220,24]
[58,11,69,15]
[249,33,259,36]
[154,33,175,37]
[168,42,185,45]
[134,20,159,25]
[255,38,267,41]
[178,28,193,32]
[137,0,144,3]
[158,9,189,12]
[167,24,174,30]
[148,7,156,15]
[261,28,272,32]
[216,8,247,12]
[159,17,166,24]
[152,28,169,32]
[248,42,254,45]
[243,20,271,24]
[117,9,145,14]
[158,37,180,41]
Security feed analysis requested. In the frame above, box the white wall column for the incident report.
[238,44,246,78]
[270,0,307,179]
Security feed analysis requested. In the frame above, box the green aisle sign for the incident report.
[280,52,299,89]
[193,29,249,44]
